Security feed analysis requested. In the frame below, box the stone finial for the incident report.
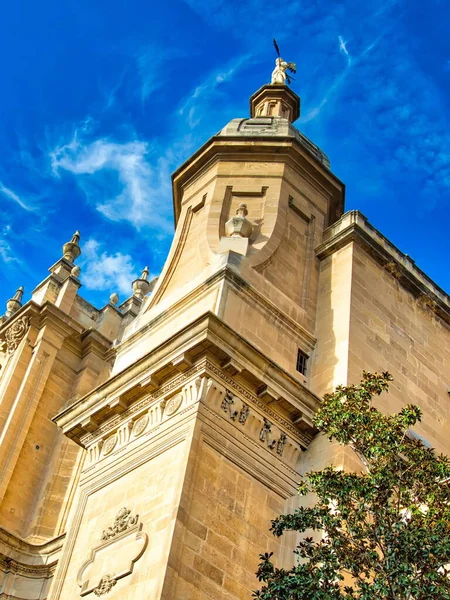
[71,265,81,278]
[5,286,24,319]
[62,230,81,263]
[109,292,119,306]
[225,204,253,238]
[132,267,151,300]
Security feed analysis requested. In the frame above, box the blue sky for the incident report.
[1,0,449,310]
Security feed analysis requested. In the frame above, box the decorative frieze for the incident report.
[80,359,310,470]
[164,392,183,416]
[220,390,250,424]
[102,435,117,456]
[205,360,313,447]
[259,418,288,456]
[132,414,148,438]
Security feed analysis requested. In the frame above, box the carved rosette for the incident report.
[102,435,117,456]
[1,316,30,355]
[132,415,149,438]
[164,393,183,416]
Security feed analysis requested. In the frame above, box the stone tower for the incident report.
[1,73,450,600]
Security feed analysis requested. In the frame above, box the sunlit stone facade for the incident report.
[0,83,449,600]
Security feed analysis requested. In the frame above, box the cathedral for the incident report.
[0,66,449,600]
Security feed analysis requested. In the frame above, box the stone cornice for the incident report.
[0,301,83,340]
[0,301,111,358]
[316,210,450,325]
[171,136,345,227]
[53,312,320,445]
[0,527,65,560]
[120,264,315,356]
[80,328,113,359]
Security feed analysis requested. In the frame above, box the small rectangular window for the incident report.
[296,349,308,376]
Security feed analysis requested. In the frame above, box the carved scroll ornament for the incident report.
[101,508,139,541]
[77,508,148,596]
[1,316,30,355]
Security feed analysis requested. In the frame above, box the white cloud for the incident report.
[178,57,250,129]
[80,238,139,296]
[50,135,173,233]
[338,36,352,66]
[0,239,15,263]
[0,180,34,211]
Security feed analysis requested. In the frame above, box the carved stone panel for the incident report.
[0,316,30,355]
[77,508,148,596]
[164,393,183,416]
[102,435,117,456]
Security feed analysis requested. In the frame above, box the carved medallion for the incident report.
[77,508,148,597]
[2,316,30,355]
[164,393,182,416]
[102,435,117,456]
[132,415,148,438]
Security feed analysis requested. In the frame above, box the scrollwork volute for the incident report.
[101,508,139,541]
[1,316,30,355]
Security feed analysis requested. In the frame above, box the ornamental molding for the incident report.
[0,554,58,578]
[77,508,147,597]
[204,378,301,468]
[220,390,250,424]
[80,362,206,446]
[101,508,139,541]
[0,316,30,355]
[205,361,312,448]
[81,359,312,459]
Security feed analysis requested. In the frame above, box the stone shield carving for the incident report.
[77,508,148,596]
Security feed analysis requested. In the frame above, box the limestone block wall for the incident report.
[50,441,190,600]
[0,351,81,538]
[309,243,354,397]
[162,430,284,600]
[348,243,450,453]
[311,211,450,459]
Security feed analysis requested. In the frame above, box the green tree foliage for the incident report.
[254,372,450,599]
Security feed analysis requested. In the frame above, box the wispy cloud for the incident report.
[0,239,16,263]
[79,238,139,297]
[338,36,352,66]
[50,133,173,232]
[0,180,34,211]
[178,56,251,129]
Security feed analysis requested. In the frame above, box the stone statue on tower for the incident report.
[271,38,296,85]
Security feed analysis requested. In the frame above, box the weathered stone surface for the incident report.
[0,80,449,600]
